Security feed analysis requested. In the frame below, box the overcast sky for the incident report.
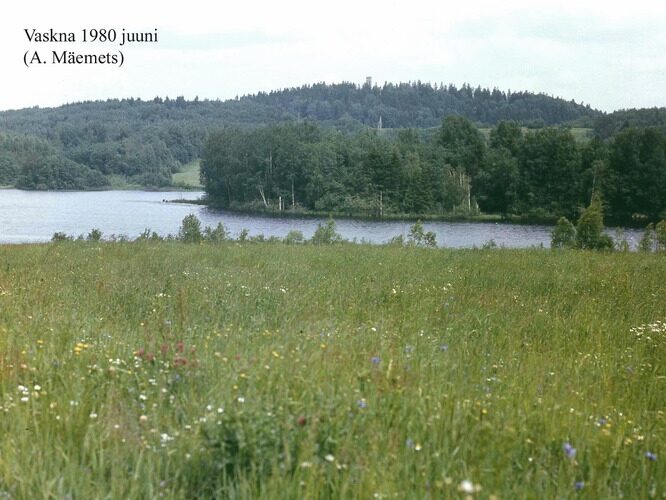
[1,0,665,112]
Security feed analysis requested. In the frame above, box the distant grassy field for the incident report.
[172,160,202,188]
[0,243,664,498]
[478,127,593,143]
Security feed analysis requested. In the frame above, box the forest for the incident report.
[0,81,598,190]
[1,81,665,222]
[201,118,666,224]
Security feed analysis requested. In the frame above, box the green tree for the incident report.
[438,115,486,181]
[607,127,666,222]
[575,195,613,250]
[517,128,581,217]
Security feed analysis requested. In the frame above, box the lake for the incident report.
[0,189,643,248]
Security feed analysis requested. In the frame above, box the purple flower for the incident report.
[405,438,415,449]
[563,442,577,459]
[357,399,367,409]
[371,356,381,365]
[574,481,584,491]
[645,451,657,461]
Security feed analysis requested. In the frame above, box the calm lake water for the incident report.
[0,189,643,248]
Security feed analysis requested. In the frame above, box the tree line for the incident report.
[201,118,666,223]
[0,82,599,189]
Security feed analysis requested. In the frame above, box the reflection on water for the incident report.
[0,189,643,248]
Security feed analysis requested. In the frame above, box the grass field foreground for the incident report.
[0,242,664,498]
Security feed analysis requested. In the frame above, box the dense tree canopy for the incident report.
[201,119,666,222]
[0,82,599,189]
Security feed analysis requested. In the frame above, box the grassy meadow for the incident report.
[172,161,203,189]
[0,242,664,498]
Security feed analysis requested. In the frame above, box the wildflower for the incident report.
[645,451,657,461]
[324,454,335,462]
[139,415,148,423]
[406,438,415,449]
[297,416,307,426]
[440,344,449,352]
[357,399,367,409]
[563,442,577,459]
[371,356,381,365]
[458,480,481,494]
[574,481,584,490]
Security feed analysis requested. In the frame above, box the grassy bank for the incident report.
[0,242,664,498]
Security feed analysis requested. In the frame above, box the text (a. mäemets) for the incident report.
[22,28,159,67]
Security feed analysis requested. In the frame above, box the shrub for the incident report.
[87,228,103,242]
[311,218,342,245]
[178,214,203,243]
[283,230,304,245]
[407,220,437,247]
[51,232,72,242]
[656,220,666,252]
[204,222,228,242]
[387,234,405,246]
[551,217,576,249]
[638,223,656,252]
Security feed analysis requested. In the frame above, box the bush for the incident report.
[178,214,203,243]
[387,234,405,246]
[638,223,656,252]
[656,220,666,252]
[283,230,304,245]
[51,232,72,242]
[551,217,576,249]
[136,228,163,242]
[87,228,103,242]
[204,222,228,242]
[311,218,342,245]
[407,220,437,247]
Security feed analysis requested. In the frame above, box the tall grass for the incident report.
[0,242,664,498]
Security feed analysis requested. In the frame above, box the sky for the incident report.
[1,0,665,112]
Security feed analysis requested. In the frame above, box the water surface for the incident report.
[0,189,642,248]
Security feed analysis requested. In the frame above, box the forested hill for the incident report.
[240,82,601,128]
[0,81,601,190]
[593,107,666,139]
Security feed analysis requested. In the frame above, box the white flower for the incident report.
[458,479,481,494]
